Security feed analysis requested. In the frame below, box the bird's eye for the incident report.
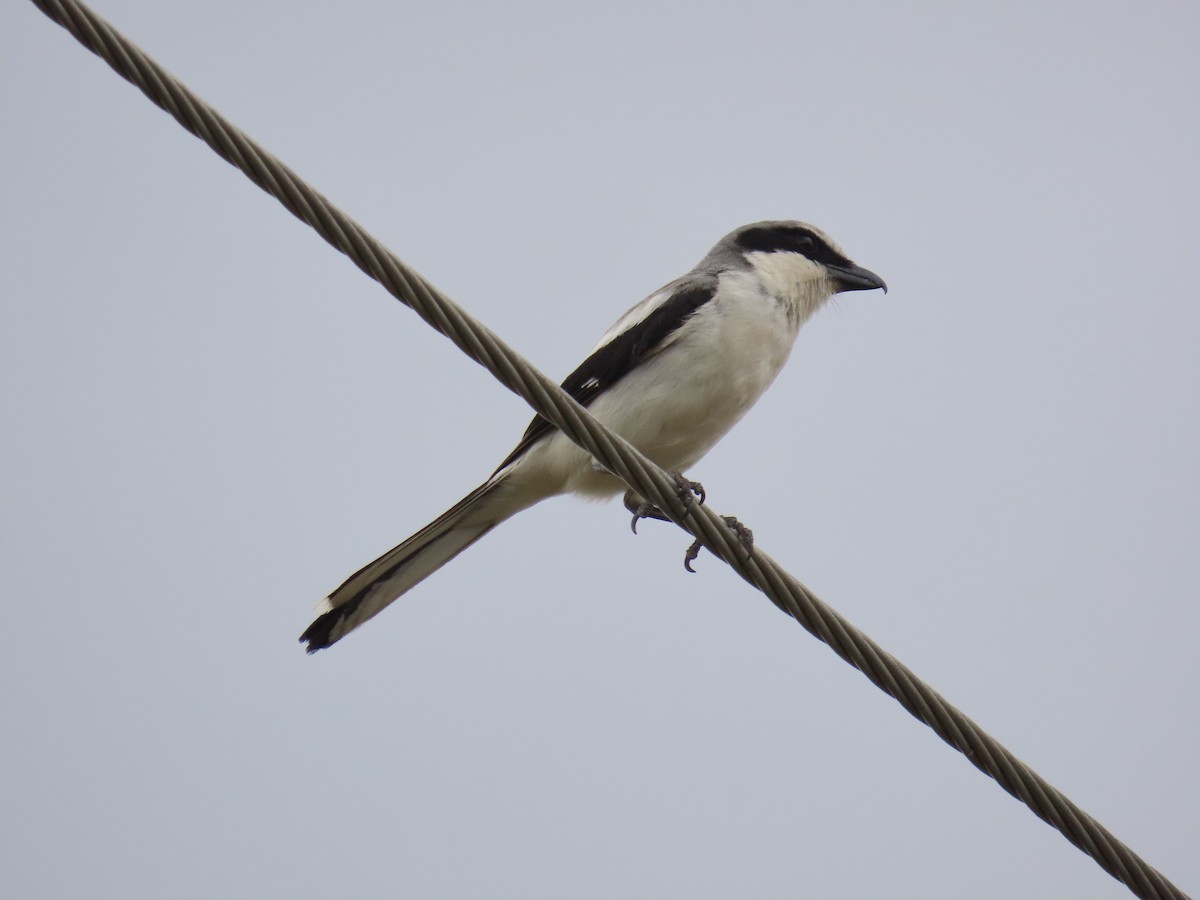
[735,225,821,256]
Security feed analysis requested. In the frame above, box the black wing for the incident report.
[492,277,717,474]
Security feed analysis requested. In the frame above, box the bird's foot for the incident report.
[624,473,707,534]
[625,491,670,534]
[684,516,754,573]
[671,472,706,506]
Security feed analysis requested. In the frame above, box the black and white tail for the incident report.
[300,480,514,652]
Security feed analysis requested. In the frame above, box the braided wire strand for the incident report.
[26,2,1189,898]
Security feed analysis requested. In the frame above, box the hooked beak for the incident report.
[828,262,887,294]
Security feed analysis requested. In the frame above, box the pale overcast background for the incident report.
[3,2,1197,898]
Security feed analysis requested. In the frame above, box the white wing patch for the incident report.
[591,284,676,352]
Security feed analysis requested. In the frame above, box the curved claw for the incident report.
[672,472,706,506]
[625,490,672,535]
[681,516,754,572]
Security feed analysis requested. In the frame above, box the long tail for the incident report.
[300,479,517,652]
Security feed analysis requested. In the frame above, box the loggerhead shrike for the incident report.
[301,220,885,652]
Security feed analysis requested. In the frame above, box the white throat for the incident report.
[745,251,836,327]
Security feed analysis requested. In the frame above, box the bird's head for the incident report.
[705,220,886,318]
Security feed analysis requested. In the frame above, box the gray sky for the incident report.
[3,2,1197,898]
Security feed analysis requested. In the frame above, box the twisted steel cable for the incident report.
[26,2,1189,897]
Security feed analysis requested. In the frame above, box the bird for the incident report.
[301,220,885,652]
